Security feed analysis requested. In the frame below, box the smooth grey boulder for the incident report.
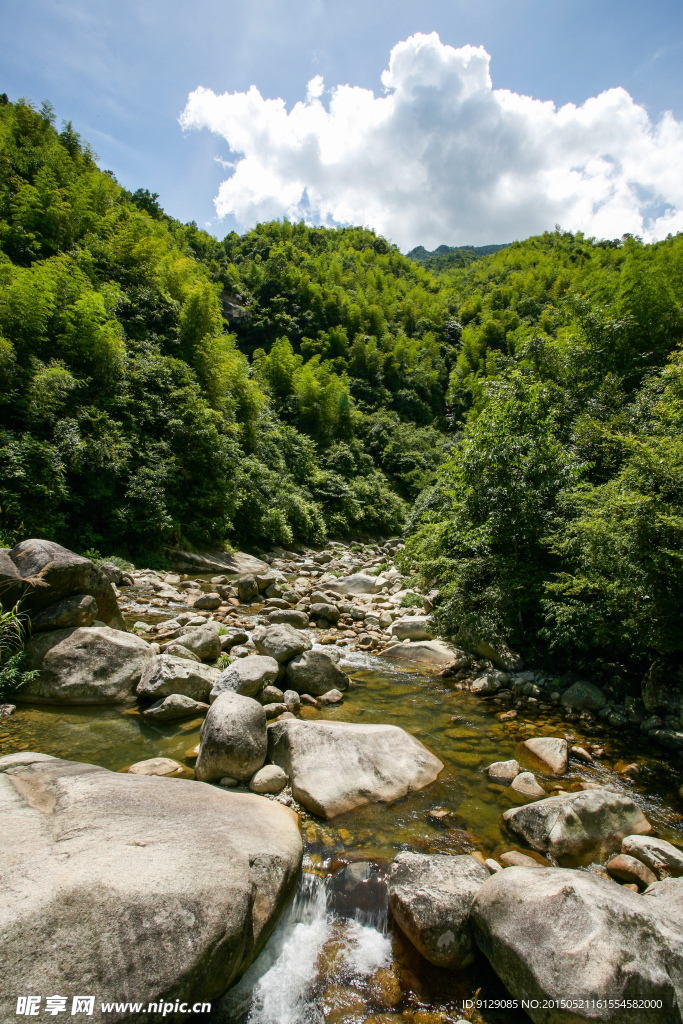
[309,602,340,623]
[283,689,301,713]
[389,852,488,969]
[8,539,125,629]
[560,680,607,711]
[487,760,521,784]
[210,656,279,701]
[267,719,443,818]
[522,737,568,775]
[0,755,301,1015]
[173,626,221,661]
[267,609,309,628]
[237,575,259,603]
[21,627,152,704]
[31,593,99,632]
[379,640,469,670]
[159,642,201,662]
[249,764,288,794]
[325,573,381,596]
[137,654,220,703]
[165,547,268,575]
[253,624,312,663]
[141,694,209,722]
[644,877,683,915]
[389,616,434,642]
[503,787,652,863]
[285,649,349,697]
[471,866,683,1024]
[195,692,267,783]
[622,834,683,879]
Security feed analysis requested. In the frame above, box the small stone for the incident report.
[319,689,344,705]
[249,764,288,794]
[485,858,503,873]
[263,702,289,719]
[487,759,521,784]
[217,776,238,787]
[283,689,301,713]
[128,757,186,777]
[300,694,319,706]
[510,772,545,799]
[606,854,658,890]
[571,745,594,763]
[498,709,517,721]
[499,850,545,868]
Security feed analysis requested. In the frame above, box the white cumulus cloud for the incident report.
[179,31,683,249]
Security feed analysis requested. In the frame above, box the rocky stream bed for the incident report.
[1,538,683,1024]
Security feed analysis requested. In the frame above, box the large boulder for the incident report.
[267,719,443,818]
[644,877,683,916]
[560,681,608,711]
[210,656,279,701]
[388,853,488,969]
[503,788,652,864]
[253,624,312,663]
[20,627,152,704]
[471,866,683,1024]
[267,609,309,628]
[173,626,221,662]
[8,539,125,629]
[0,753,301,1017]
[164,547,269,575]
[622,835,683,880]
[30,593,99,632]
[195,692,267,783]
[379,640,469,670]
[136,654,220,703]
[309,602,340,623]
[325,573,382,596]
[389,616,434,642]
[285,650,349,697]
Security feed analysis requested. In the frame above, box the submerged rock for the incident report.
[389,852,488,969]
[522,737,568,775]
[195,691,267,783]
[503,787,652,863]
[22,627,152,704]
[0,754,301,1015]
[471,866,683,1024]
[267,719,443,818]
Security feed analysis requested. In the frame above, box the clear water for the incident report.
[4,594,683,1024]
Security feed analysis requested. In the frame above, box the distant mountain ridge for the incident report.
[407,242,509,272]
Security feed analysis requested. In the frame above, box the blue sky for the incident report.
[4,0,683,247]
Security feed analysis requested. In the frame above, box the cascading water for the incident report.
[218,860,393,1024]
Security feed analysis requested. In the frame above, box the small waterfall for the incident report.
[219,860,392,1024]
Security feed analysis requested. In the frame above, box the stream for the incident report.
[3,581,683,1024]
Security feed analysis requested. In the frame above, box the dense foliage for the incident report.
[2,96,682,685]
[0,98,454,556]
[407,243,508,273]
[401,230,683,686]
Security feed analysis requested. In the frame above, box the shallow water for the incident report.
[4,610,683,1023]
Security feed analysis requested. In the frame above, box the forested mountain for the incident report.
[407,242,509,273]
[1,95,682,683]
